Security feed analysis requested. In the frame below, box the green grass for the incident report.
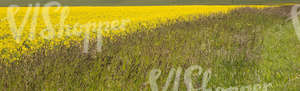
[0,6,299,90]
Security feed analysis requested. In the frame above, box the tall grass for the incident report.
[0,6,299,90]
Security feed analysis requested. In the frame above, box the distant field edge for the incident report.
[0,1,299,7]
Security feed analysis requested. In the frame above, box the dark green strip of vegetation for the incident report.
[0,0,299,6]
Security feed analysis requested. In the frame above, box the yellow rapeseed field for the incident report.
[0,5,278,63]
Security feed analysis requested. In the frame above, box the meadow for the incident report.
[0,5,274,63]
[0,4,299,91]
